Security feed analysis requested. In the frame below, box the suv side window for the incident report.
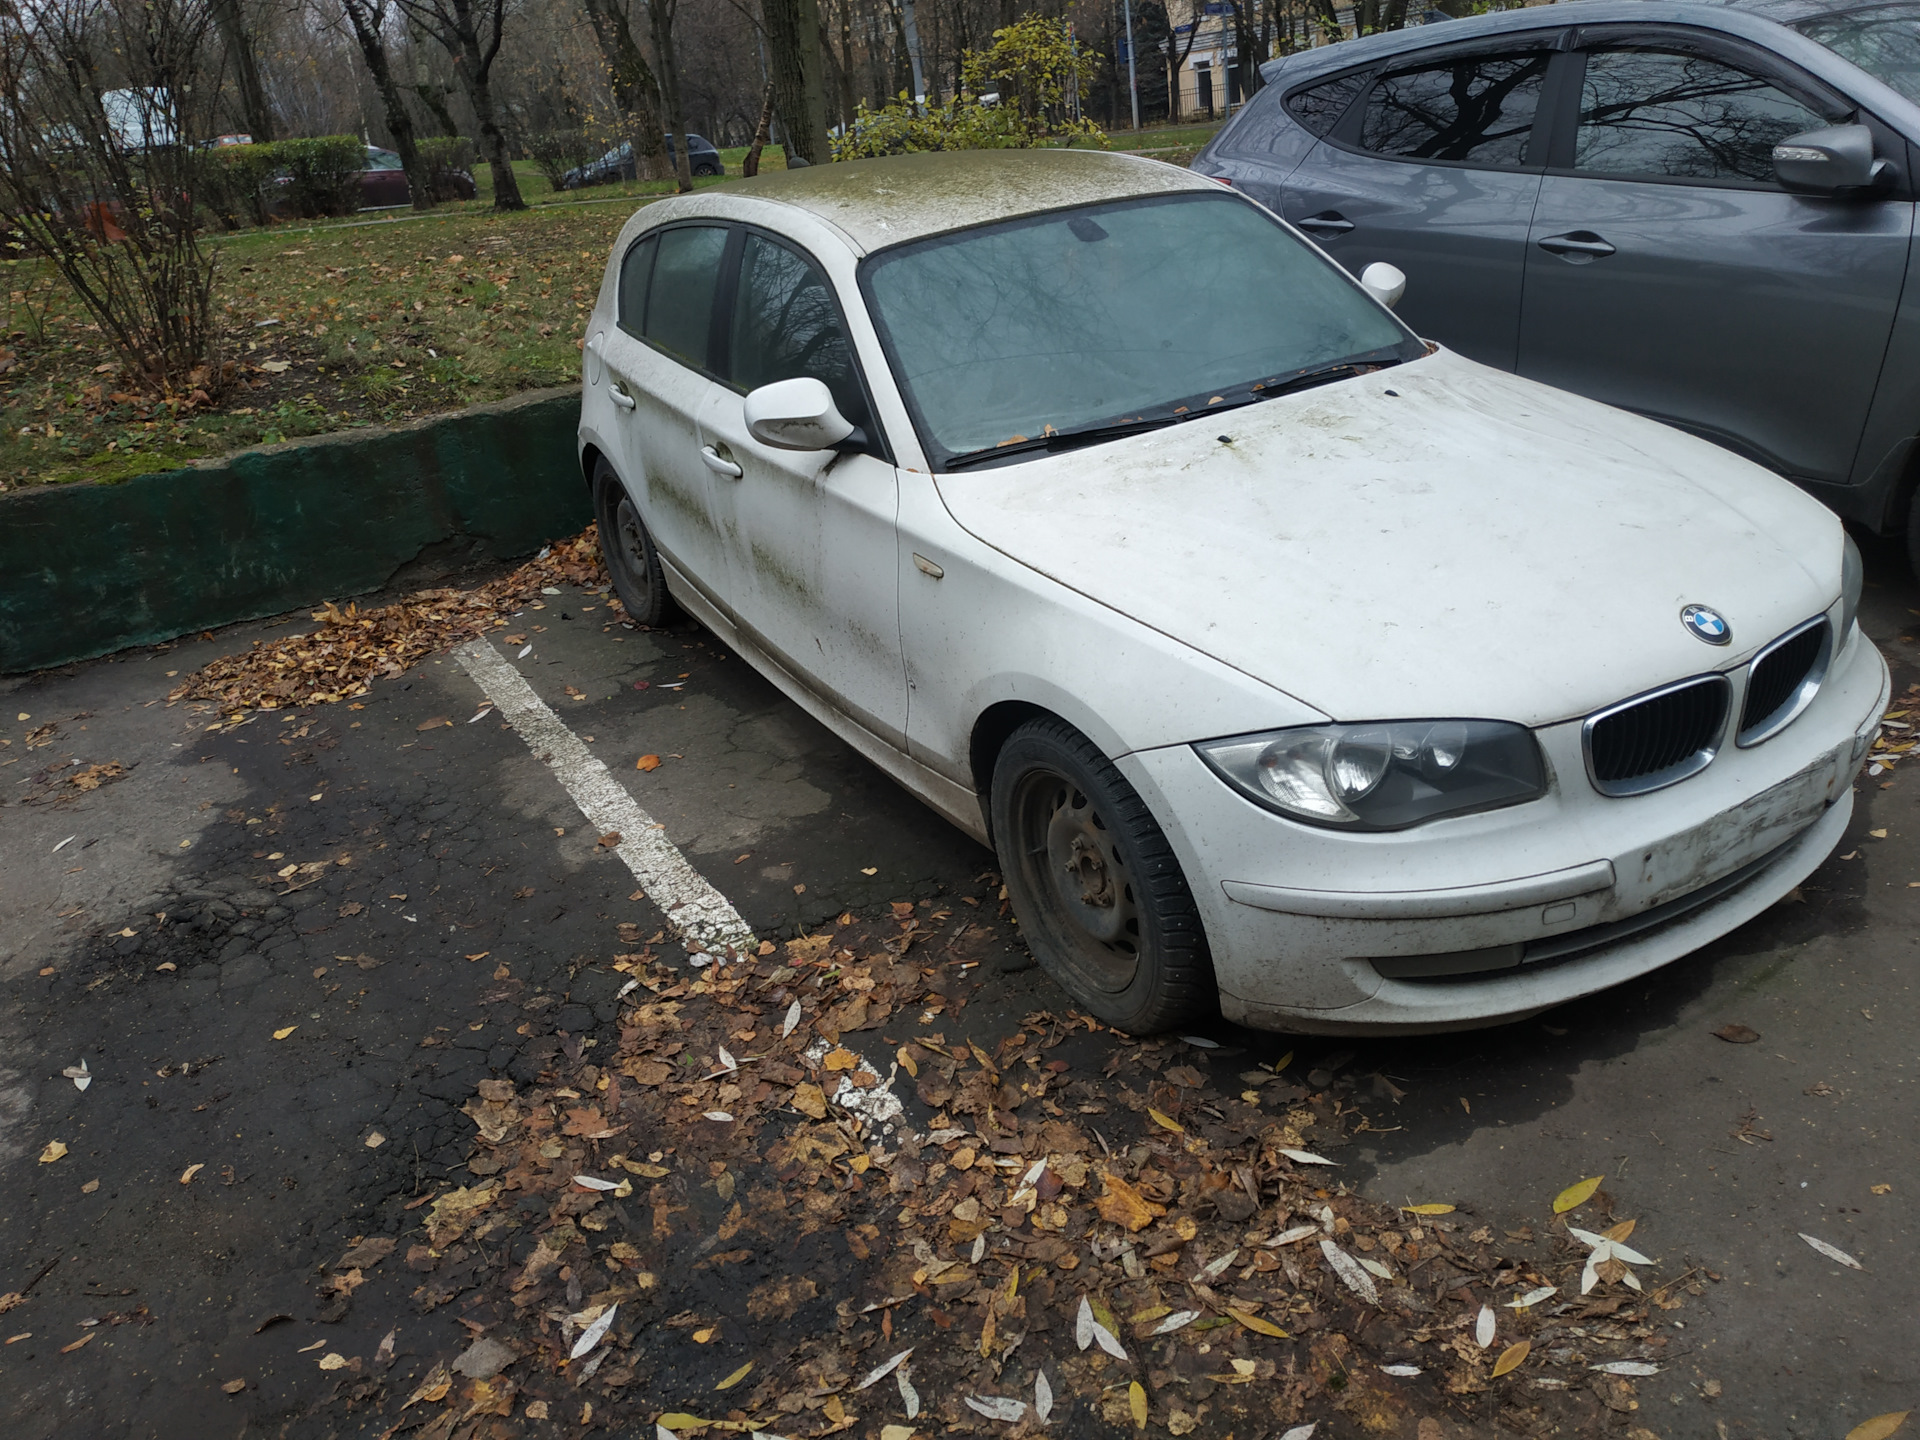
[1358,50,1553,165]
[1285,72,1368,138]
[644,224,728,369]
[1573,48,1829,183]
[727,232,865,425]
[616,235,657,338]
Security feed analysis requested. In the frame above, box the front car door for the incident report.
[1518,30,1914,484]
[597,222,737,615]
[1281,38,1559,368]
[696,227,907,746]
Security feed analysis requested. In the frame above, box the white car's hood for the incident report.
[933,350,1842,729]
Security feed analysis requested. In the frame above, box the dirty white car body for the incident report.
[577,150,1888,1035]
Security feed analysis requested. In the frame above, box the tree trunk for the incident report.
[580,0,672,180]
[648,0,695,192]
[464,67,525,210]
[342,0,436,211]
[211,0,274,141]
[760,0,828,164]
[742,77,775,176]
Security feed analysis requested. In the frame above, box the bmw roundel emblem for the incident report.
[1681,604,1731,646]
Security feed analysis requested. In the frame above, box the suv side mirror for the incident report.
[1359,261,1407,310]
[743,377,854,451]
[1773,123,1891,195]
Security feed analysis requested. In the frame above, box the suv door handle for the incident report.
[1537,231,1616,259]
[700,444,743,478]
[608,379,637,410]
[1296,211,1355,235]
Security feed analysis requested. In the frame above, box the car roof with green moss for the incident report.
[726,149,1216,250]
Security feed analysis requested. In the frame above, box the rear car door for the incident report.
[1281,39,1559,368]
[1518,32,1913,484]
[596,222,738,614]
[696,229,906,745]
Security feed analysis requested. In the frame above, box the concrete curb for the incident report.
[0,386,589,675]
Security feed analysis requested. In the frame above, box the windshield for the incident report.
[1797,3,1920,103]
[860,192,1419,469]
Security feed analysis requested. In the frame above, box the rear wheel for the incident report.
[989,716,1215,1033]
[592,459,676,627]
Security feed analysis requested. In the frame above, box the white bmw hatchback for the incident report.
[578,149,1887,1035]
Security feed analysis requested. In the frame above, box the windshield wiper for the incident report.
[1231,359,1393,404]
[945,414,1184,468]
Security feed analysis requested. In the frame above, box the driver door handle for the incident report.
[608,379,637,410]
[700,444,742,478]
[1537,231,1617,258]
[1296,211,1355,235]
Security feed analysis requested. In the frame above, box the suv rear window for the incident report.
[1284,72,1367,137]
[1358,51,1552,164]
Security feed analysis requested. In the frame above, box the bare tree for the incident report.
[579,0,672,179]
[340,0,437,208]
[211,0,276,139]
[0,0,224,394]
[645,0,696,190]
[392,0,527,209]
[761,0,828,163]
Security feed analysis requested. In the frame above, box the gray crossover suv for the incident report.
[1193,0,1920,567]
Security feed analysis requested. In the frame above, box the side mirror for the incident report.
[743,377,854,451]
[1773,123,1889,195]
[1359,261,1406,310]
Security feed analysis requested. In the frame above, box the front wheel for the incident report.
[592,460,676,627]
[989,717,1215,1033]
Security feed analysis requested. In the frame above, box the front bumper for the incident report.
[1120,623,1890,1034]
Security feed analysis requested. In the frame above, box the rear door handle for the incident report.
[700,444,742,478]
[1536,231,1616,258]
[1296,211,1355,235]
[608,379,637,410]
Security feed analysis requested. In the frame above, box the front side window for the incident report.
[1359,51,1552,165]
[862,193,1419,468]
[727,234,863,424]
[1573,48,1829,183]
[644,224,727,369]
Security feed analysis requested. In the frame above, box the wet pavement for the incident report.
[1,536,1916,1440]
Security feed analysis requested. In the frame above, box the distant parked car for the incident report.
[563,134,723,188]
[1193,0,1920,569]
[358,145,475,208]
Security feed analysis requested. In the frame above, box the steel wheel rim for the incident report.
[1012,767,1141,994]
[612,496,652,592]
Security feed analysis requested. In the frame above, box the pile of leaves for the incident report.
[329,911,1701,1440]
[1867,681,1920,779]
[168,527,617,714]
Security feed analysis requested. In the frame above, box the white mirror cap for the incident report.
[743,376,854,451]
[1360,261,1407,310]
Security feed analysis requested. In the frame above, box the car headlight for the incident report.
[1194,720,1548,831]
[1841,530,1863,640]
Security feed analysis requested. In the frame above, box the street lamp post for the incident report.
[1122,0,1140,131]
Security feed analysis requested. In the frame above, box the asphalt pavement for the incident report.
[1,533,1915,1439]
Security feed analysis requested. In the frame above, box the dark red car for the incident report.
[359,146,475,208]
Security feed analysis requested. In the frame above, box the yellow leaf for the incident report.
[1094,1172,1166,1233]
[980,1305,996,1356]
[657,1414,712,1431]
[1400,1204,1455,1216]
[1128,1381,1148,1429]
[38,1141,67,1164]
[179,1163,204,1185]
[273,1026,298,1041]
[636,754,662,772]
[1226,1307,1287,1338]
[1273,1050,1293,1072]
[1147,1107,1184,1134]
[1552,1175,1604,1213]
[714,1361,753,1390]
[1129,1305,1172,1323]
[1491,1340,1530,1377]
[896,1046,918,1079]
[1848,1414,1911,1440]
[790,1083,828,1120]
[1602,1218,1637,1242]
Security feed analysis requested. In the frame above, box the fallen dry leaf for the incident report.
[179,1163,204,1185]
[1713,1023,1761,1044]
[1094,1172,1164,1232]
[272,1026,297,1041]
[636,754,662,772]
[1491,1339,1530,1376]
[1552,1174,1604,1213]
[38,1141,67,1164]
[1847,1414,1911,1440]
[61,1331,95,1353]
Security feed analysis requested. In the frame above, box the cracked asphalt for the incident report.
[2,536,1917,1439]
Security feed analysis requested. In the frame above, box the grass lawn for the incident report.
[0,126,1213,491]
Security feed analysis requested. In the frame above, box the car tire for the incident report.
[1905,486,1920,580]
[592,460,677,627]
[694,161,721,177]
[989,716,1215,1033]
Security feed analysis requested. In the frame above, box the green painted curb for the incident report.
[0,386,589,675]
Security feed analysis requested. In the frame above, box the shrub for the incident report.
[274,135,367,219]
[526,130,601,192]
[418,136,478,201]
[200,143,279,229]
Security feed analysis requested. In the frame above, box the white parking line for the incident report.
[454,638,756,958]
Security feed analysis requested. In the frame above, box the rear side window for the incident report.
[727,233,864,424]
[1285,72,1367,137]
[616,235,656,337]
[644,224,728,369]
[1359,51,1553,165]
[1573,48,1829,183]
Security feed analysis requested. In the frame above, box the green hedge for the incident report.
[273,135,368,218]
[418,136,477,201]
